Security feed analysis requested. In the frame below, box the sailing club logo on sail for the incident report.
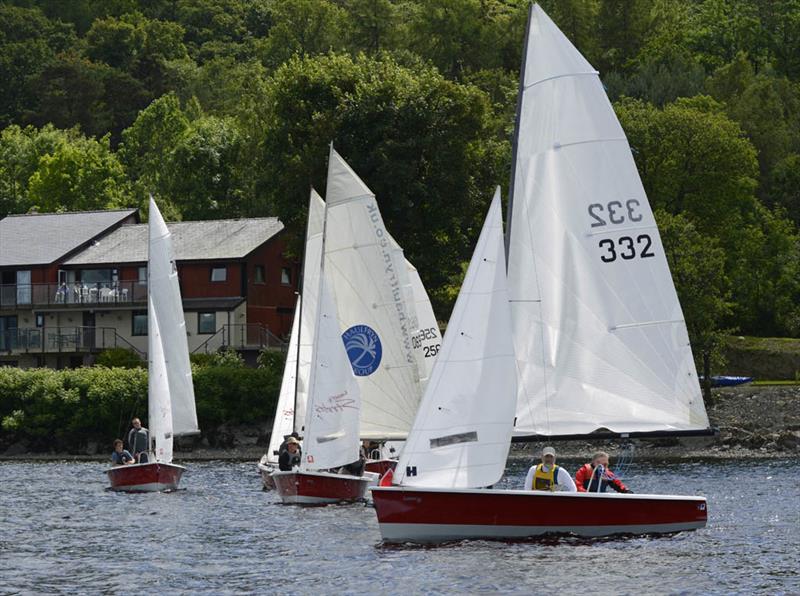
[315,391,358,413]
[342,324,382,376]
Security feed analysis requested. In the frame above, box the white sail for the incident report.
[266,300,300,464]
[300,275,361,471]
[404,258,441,388]
[266,189,326,459]
[147,296,173,463]
[292,189,327,434]
[507,5,710,436]
[396,190,516,488]
[148,196,198,438]
[324,147,424,440]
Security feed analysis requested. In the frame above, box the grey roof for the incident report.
[0,209,138,267]
[63,218,284,265]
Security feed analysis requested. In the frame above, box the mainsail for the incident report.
[266,300,300,465]
[147,196,199,462]
[324,147,428,440]
[395,189,516,488]
[266,190,326,463]
[300,273,362,470]
[506,5,710,437]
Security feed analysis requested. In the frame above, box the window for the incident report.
[210,266,227,282]
[132,311,147,336]
[254,265,265,284]
[280,267,291,285]
[198,312,216,334]
[35,313,44,328]
[137,267,147,285]
[0,315,18,350]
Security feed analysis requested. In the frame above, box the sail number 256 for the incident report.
[589,200,655,263]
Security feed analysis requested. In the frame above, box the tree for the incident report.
[769,154,800,226]
[163,115,247,219]
[618,95,800,338]
[254,0,347,69]
[257,53,505,313]
[656,209,732,403]
[0,5,77,126]
[0,124,81,216]
[27,134,132,212]
[616,96,760,236]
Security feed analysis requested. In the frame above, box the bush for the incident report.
[95,347,144,368]
[190,348,244,368]
[0,361,280,453]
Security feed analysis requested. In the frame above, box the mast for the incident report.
[504,1,534,264]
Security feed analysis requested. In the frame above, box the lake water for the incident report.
[1,457,798,595]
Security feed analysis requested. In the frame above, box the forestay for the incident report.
[324,148,424,440]
[300,275,362,471]
[507,5,710,436]
[147,196,198,444]
[396,190,516,488]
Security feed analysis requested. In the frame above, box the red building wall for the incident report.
[245,236,298,337]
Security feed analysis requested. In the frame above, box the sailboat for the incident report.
[272,191,373,505]
[106,196,199,492]
[260,149,441,488]
[370,5,709,542]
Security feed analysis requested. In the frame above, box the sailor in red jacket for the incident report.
[574,451,633,493]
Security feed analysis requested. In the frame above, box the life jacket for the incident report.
[532,464,560,491]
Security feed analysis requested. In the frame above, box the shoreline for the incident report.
[3,385,798,463]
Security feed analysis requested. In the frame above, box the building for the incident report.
[0,209,298,368]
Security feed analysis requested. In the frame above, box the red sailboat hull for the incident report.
[272,469,371,505]
[106,462,186,492]
[371,486,707,543]
[365,459,397,476]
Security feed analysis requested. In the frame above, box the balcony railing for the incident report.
[193,324,286,353]
[0,281,147,309]
[0,326,144,356]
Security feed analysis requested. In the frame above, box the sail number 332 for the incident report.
[589,200,655,263]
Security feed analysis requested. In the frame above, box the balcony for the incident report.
[0,281,147,310]
[0,326,144,356]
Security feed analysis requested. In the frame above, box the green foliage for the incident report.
[190,348,245,368]
[27,133,132,212]
[95,347,144,369]
[259,52,504,314]
[656,209,732,372]
[0,362,280,453]
[256,348,286,371]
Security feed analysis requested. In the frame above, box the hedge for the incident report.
[0,361,281,453]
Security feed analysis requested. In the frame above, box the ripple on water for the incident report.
[0,459,798,594]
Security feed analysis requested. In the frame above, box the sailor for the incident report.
[127,417,149,463]
[278,436,302,471]
[574,451,633,493]
[278,431,302,458]
[524,446,577,492]
[111,439,135,466]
